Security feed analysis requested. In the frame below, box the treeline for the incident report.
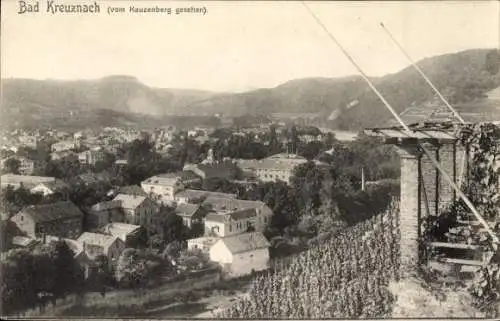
[1,241,85,315]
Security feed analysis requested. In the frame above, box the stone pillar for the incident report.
[397,145,422,272]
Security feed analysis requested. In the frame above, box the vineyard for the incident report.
[216,199,400,318]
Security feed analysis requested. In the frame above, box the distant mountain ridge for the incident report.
[1,48,499,130]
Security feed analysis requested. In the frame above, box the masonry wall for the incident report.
[398,139,461,271]
[399,149,421,270]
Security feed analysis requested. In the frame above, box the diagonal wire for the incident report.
[301,1,499,246]
[379,23,465,124]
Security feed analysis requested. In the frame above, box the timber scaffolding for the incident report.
[365,121,499,277]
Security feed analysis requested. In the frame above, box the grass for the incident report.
[12,270,253,318]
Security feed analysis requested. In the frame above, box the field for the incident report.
[216,199,401,318]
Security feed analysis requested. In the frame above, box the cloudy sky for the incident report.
[1,1,498,92]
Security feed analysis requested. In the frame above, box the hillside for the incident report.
[0,76,215,129]
[1,48,499,130]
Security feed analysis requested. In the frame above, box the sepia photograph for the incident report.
[1,0,499,319]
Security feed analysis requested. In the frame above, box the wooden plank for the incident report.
[437,257,484,266]
[429,242,480,250]
[457,219,496,227]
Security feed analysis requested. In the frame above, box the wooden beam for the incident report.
[428,242,480,250]
[437,257,484,266]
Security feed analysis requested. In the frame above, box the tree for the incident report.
[161,208,189,244]
[115,248,148,288]
[163,240,183,261]
[90,255,114,296]
[3,158,20,174]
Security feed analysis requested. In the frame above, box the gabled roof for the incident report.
[176,203,201,218]
[228,208,257,221]
[218,232,270,254]
[90,200,122,212]
[1,174,55,188]
[77,232,120,251]
[203,197,268,212]
[205,213,226,223]
[117,185,148,197]
[175,189,237,201]
[113,194,152,210]
[17,201,84,223]
[32,179,69,192]
[12,236,38,247]
[101,222,141,241]
[142,174,181,186]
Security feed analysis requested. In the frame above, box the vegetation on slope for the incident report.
[2,48,498,130]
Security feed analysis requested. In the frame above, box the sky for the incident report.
[1,1,499,92]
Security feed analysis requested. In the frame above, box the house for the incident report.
[100,222,142,244]
[0,174,55,190]
[141,175,185,204]
[50,150,78,162]
[30,180,70,198]
[183,162,235,180]
[187,236,218,254]
[43,236,93,278]
[209,232,270,278]
[204,208,257,237]
[87,200,123,229]
[202,197,272,232]
[174,189,237,205]
[153,170,202,187]
[2,156,41,175]
[10,201,84,239]
[112,194,160,233]
[116,185,148,197]
[78,149,105,166]
[11,236,39,249]
[236,153,309,184]
[115,159,128,166]
[175,203,205,228]
[51,140,77,152]
[76,171,112,186]
[77,232,125,263]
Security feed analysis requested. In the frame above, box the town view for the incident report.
[1,1,499,319]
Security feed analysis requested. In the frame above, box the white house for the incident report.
[209,232,270,278]
[202,197,272,233]
[204,208,257,237]
[51,140,77,152]
[101,222,142,243]
[187,236,219,254]
[141,175,185,204]
[112,194,160,233]
[30,180,69,197]
[77,232,125,263]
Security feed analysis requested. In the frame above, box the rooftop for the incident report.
[1,174,55,187]
[77,232,119,250]
[218,232,270,254]
[175,189,237,201]
[203,196,268,212]
[142,174,181,186]
[101,222,141,241]
[176,203,201,217]
[117,185,148,197]
[17,201,84,223]
[113,193,150,210]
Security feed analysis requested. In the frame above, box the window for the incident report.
[20,215,23,221]
[229,224,232,232]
